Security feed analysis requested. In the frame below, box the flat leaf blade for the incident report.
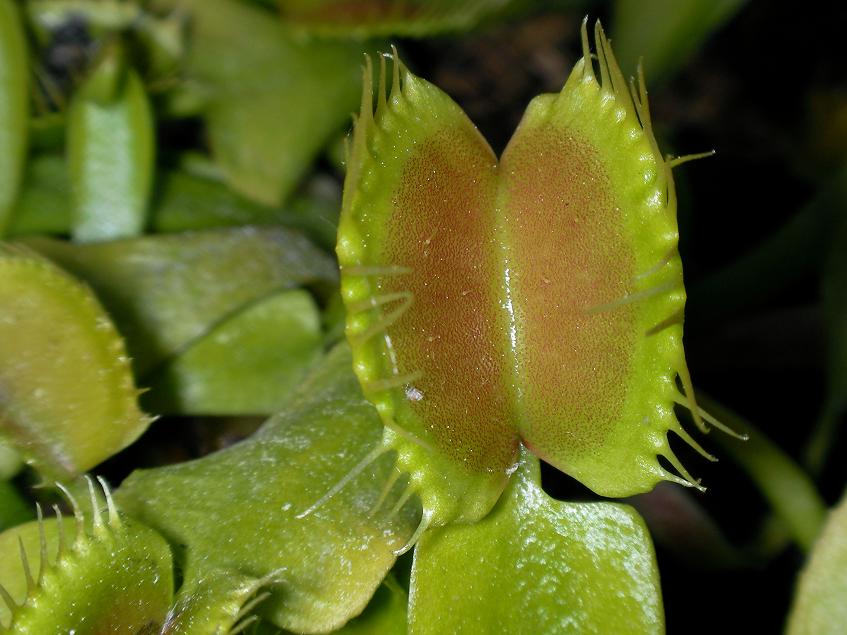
[279,0,513,37]
[788,491,847,635]
[117,345,421,633]
[162,0,370,205]
[144,289,323,415]
[25,227,336,375]
[409,450,664,634]
[0,0,29,236]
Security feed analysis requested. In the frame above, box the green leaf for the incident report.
[144,289,323,415]
[335,574,407,635]
[0,479,173,632]
[701,394,826,552]
[0,441,21,480]
[0,245,151,480]
[0,0,29,237]
[67,50,155,241]
[612,0,746,82]
[410,449,663,634]
[158,0,370,205]
[788,490,847,635]
[117,345,421,633]
[150,170,341,251]
[802,212,847,473]
[25,227,337,375]
[7,161,342,251]
[338,23,711,528]
[278,0,513,38]
[160,566,275,635]
[0,481,31,532]
[6,154,71,237]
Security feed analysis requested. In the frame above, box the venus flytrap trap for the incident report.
[0,244,152,480]
[0,477,173,634]
[335,20,737,537]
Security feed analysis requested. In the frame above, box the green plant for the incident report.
[0,1,845,633]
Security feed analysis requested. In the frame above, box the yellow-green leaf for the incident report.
[788,490,847,635]
[25,227,336,375]
[409,450,663,634]
[118,345,421,634]
[145,289,323,415]
[0,245,151,479]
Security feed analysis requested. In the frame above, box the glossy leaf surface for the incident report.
[788,491,847,634]
[145,289,323,415]
[338,25,703,525]
[409,450,663,634]
[26,227,336,375]
[0,246,150,479]
[118,345,421,634]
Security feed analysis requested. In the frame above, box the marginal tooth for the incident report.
[18,537,36,592]
[235,591,271,623]
[392,509,432,556]
[86,476,105,533]
[55,482,84,543]
[229,615,259,635]
[675,361,707,433]
[673,425,717,462]
[391,44,401,96]
[667,150,716,169]
[579,17,595,82]
[0,582,17,612]
[97,476,121,529]
[389,484,416,518]
[663,451,706,493]
[369,468,403,517]
[36,504,47,582]
[53,505,65,559]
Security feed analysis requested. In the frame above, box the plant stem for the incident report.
[697,393,827,552]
